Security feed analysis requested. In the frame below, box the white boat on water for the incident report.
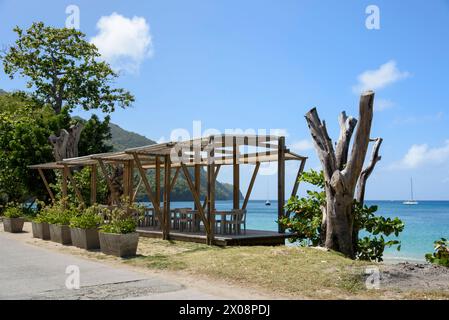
[403,178,418,205]
[265,200,271,206]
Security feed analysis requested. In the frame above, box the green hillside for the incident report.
[107,122,241,201]
[108,123,157,151]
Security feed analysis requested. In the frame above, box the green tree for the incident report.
[1,22,134,161]
[2,22,134,114]
[0,104,56,204]
[78,114,113,156]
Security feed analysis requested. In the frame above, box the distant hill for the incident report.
[108,123,157,151]
[0,89,6,95]
[107,122,241,201]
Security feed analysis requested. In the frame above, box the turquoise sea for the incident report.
[167,200,449,262]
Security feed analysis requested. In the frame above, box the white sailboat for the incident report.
[403,178,418,205]
[265,178,271,206]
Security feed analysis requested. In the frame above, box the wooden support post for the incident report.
[233,136,240,210]
[98,159,118,204]
[291,158,307,198]
[129,160,134,200]
[163,155,171,240]
[38,168,55,203]
[278,136,286,233]
[91,164,97,205]
[155,156,161,209]
[180,163,210,235]
[61,167,68,204]
[194,164,201,209]
[242,162,260,210]
[123,161,129,201]
[207,163,215,245]
[65,165,85,207]
[132,153,163,225]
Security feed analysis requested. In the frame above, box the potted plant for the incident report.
[31,210,51,240]
[2,203,25,233]
[99,201,143,257]
[45,201,77,245]
[69,205,103,250]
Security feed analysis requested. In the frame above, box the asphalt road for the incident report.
[0,232,220,300]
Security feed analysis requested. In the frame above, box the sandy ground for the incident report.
[380,262,449,292]
[0,222,284,300]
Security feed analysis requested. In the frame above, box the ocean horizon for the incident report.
[158,200,449,262]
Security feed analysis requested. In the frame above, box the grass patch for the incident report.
[126,237,372,298]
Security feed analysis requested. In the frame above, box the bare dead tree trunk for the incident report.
[49,123,83,161]
[305,91,375,258]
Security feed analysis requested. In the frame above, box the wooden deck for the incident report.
[137,227,292,246]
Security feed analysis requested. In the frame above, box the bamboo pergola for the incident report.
[29,134,307,245]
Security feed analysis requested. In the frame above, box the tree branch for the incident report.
[305,108,337,182]
[356,137,383,204]
[335,112,358,170]
[343,91,375,189]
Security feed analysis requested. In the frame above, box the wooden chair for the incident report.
[224,209,247,235]
[177,208,194,232]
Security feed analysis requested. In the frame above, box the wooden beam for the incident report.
[233,136,240,210]
[65,166,85,207]
[202,165,221,210]
[163,155,171,240]
[169,167,180,192]
[291,158,307,198]
[90,164,97,205]
[97,159,118,204]
[278,136,286,233]
[132,176,142,202]
[38,168,55,203]
[132,153,163,224]
[242,162,260,210]
[180,163,210,235]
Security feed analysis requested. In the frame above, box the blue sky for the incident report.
[1,0,449,200]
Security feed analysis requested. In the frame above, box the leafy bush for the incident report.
[279,169,404,262]
[40,200,79,226]
[3,204,23,218]
[70,205,103,229]
[2,202,37,218]
[425,238,449,267]
[99,198,144,234]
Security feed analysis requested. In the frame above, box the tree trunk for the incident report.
[49,123,83,161]
[305,91,375,258]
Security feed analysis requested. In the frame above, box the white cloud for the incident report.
[375,99,395,112]
[390,140,449,170]
[91,12,153,73]
[353,60,410,94]
[291,139,314,152]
